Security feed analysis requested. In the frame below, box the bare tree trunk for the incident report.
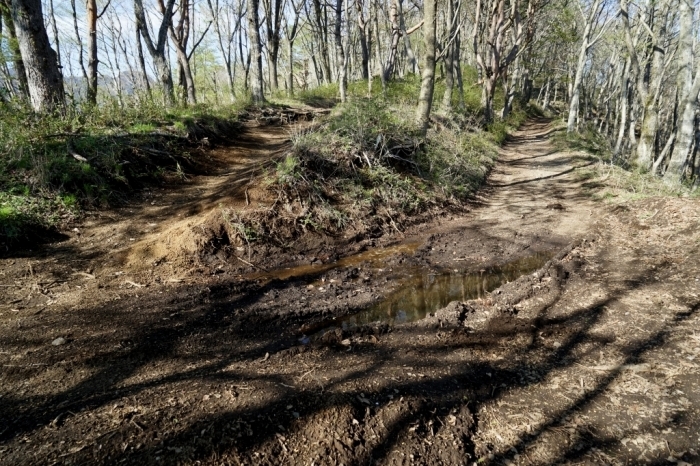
[397,0,418,75]
[263,0,282,90]
[0,1,29,100]
[374,0,386,93]
[248,0,265,103]
[621,0,671,169]
[134,0,176,106]
[169,0,210,106]
[10,0,64,112]
[69,0,88,97]
[566,0,604,132]
[665,0,697,183]
[473,0,531,123]
[135,26,151,97]
[47,0,61,68]
[86,0,99,105]
[355,0,369,79]
[334,0,347,101]
[311,0,332,83]
[454,32,465,109]
[284,0,302,97]
[383,0,401,83]
[541,78,550,108]
[503,57,519,119]
[441,0,455,112]
[415,0,436,136]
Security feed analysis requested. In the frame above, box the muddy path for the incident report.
[2,118,700,465]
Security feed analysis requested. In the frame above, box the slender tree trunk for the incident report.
[397,0,418,75]
[415,0,436,136]
[287,38,295,96]
[172,42,197,104]
[86,0,98,105]
[10,0,64,112]
[503,58,520,119]
[482,79,495,123]
[334,0,347,101]
[135,26,151,97]
[248,0,265,103]
[613,58,631,157]
[263,0,282,90]
[312,0,332,83]
[542,78,551,109]
[373,0,384,92]
[47,0,60,67]
[383,0,401,83]
[355,0,369,79]
[441,0,455,112]
[454,32,465,109]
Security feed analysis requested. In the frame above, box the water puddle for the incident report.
[325,251,553,331]
[250,242,421,283]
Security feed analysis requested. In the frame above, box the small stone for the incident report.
[51,337,67,346]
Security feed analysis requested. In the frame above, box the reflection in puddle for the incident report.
[334,251,552,330]
[250,242,421,283]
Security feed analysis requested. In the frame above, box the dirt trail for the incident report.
[1,118,700,465]
[411,118,597,272]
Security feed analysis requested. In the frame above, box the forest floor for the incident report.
[1,116,700,465]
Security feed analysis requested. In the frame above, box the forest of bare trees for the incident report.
[1,0,700,184]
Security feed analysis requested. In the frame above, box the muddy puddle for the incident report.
[250,242,421,282]
[319,251,553,332]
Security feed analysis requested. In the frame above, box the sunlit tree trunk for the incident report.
[311,0,332,83]
[248,0,265,103]
[86,0,99,105]
[441,0,455,111]
[135,26,152,97]
[134,0,176,106]
[665,0,698,183]
[355,0,370,79]
[415,0,436,136]
[263,0,282,90]
[566,0,604,133]
[383,0,401,84]
[398,0,418,75]
[621,0,672,169]
[614,66,632,158]
[9,0,64,112]
[335,0,347,101]
[284,0,303,97]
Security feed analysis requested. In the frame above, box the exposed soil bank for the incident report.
[1,119,699,465]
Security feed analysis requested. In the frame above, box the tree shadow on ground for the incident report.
[2,249,697,465]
